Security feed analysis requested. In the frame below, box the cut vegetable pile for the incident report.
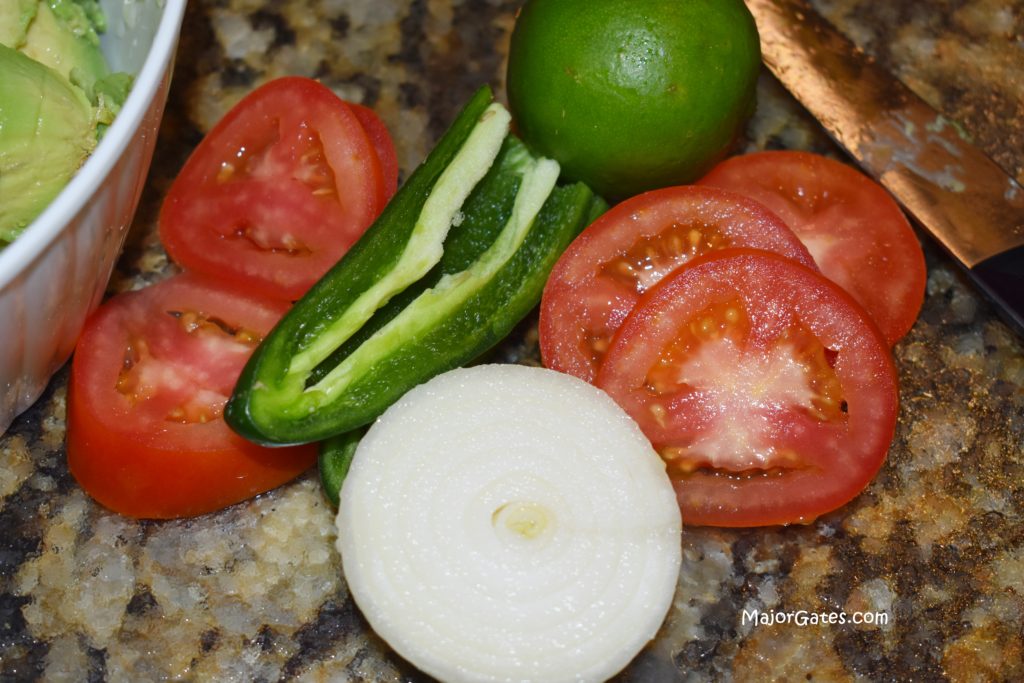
[337,364,682,683]
[539,154,918,527]
[226,86,604,445]
[60,1,935,678]
[66,77,398,519]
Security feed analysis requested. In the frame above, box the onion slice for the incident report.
[336,364,682,683]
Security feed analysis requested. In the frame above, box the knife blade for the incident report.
[745,0,1024,337]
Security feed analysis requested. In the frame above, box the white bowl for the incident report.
[0,0,187,435]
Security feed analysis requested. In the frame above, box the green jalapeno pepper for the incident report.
[318,428,364,508]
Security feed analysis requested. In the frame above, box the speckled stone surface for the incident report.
[2,1,1023,680]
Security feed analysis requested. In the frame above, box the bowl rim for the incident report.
[0,0,188,291]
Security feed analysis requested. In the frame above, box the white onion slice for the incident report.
[336,364,682,683]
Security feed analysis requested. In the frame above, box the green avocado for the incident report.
[0,0,39,47]
[0,1,131,245]
[0,43,96,242]
[20,0,110,98]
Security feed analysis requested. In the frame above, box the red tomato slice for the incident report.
[351,102,399,201]
[539,185,817,382]
[697,150,926,345]
[67,273,316,519]
[159,77,387,301]
[596,249,898,527]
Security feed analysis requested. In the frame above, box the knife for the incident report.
[745,0,1024,337]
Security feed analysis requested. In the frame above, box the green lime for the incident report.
[506,0,761,200]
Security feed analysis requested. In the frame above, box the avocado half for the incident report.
[0,43,97,241]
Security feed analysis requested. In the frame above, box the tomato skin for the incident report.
[596,249,898,527]
[351,102,399,201]
[67,273,316,519]
[159,77,386,302]
[698,150,926,345]
[539,185,817,383]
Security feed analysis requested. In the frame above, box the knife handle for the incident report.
[971,247,1024,338]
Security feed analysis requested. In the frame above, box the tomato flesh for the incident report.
[596,249,898,527]
[540,185,817,382]
[698,150,926,345]
[67,273,316,519]
[160,77,387,301]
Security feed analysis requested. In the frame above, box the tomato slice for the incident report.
[596,249,898,527]
[67,273,316,519]
[539,185,817,382]
[697,150,926,345]
[159,77,387,301]
[351,102,399,201]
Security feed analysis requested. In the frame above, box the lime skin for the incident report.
[506,0,761,201]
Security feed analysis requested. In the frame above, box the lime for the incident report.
[506,0,761,200]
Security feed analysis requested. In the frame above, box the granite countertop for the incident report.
[2,0,1023,680]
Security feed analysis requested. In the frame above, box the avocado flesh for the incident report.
[0,1,130,246]
[0,0,39,47]
[0,43,96,242]
[20,0,109,100]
